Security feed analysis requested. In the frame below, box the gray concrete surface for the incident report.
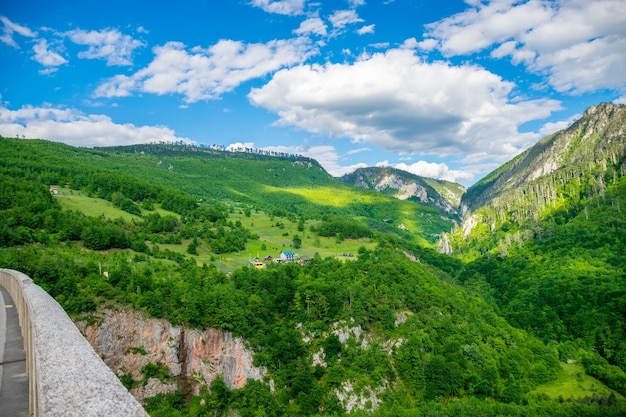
[0,268,149,417]
[0,286,29,417]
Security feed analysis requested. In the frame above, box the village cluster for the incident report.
[249,250,311,269]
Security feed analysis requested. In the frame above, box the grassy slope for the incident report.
[54,187,142,222]
[531,363,625,401]
[53,187,377,272]
[1,139,445,272]
[0,138,454,245]
[74,146,455,244]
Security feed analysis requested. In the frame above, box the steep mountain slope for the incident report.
[455,175,626,398]
[0,139,455,244]
[461,102,626,214]
[448,102,626,401]
[339,166,465,216]
[3,136,624,415]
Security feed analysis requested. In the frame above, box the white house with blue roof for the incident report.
[278,249,297,263]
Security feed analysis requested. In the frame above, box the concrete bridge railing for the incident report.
[0,268,148,417]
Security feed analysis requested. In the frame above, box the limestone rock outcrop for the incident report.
[75,309,266,402]
[339,166,465,215]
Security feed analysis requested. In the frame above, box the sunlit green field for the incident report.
[54,187,141,222]
[53,187,178,221]
[531,363,625,401]
[188,209,377,271]
[267,185,378,207]
[53,190,376,272]
[234,209,375,258]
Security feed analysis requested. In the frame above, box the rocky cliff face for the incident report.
[462,102,626,213]
[75,309,266,403]
[339,166,465,215]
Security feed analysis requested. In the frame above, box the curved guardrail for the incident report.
[0,268,148,417]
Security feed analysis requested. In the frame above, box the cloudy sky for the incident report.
[1,0,625,185]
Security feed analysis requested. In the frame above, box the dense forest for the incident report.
[1,133,625,416]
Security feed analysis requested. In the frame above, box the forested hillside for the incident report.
[0,139,455,245]
[461,102,626,214]
[1,133,625,416]
[447,102,626,413]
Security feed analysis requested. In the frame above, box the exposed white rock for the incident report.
[332,319,364,345]
[334,380,386,413]
[382,338,404,355]
[394,311,414,326]
[312,348,327,367]
[402,251,419,262]
[462,215,478,238]
[437,232,452,255]
[76,309,266,403]
[529,158,558,181]
[296,322,313,343]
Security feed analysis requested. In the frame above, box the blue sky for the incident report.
[1,0,625,186]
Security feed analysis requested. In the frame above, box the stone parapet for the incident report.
[0,269,148,417]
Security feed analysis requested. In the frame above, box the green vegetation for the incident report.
[55,187,142,221]
[444,102,626,414]
[1,135,625,416]
[531,363,625,402]
[141,362,171,383]
[450,125,626,399]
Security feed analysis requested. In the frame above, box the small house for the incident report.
[249,256,266,269]
[278,250,296,263]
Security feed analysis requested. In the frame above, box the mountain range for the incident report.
[0,102,625,416]
[338,102,626,224]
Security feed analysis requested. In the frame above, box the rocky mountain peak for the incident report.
[461,102,626,213]
[339,166,465,216]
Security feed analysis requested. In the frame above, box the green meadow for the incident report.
[54,187,179,221]
[531,363,625,401]
[53,189,376,272]
[178,209,377,272]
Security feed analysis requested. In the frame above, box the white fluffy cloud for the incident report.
[32,39,67,70]
[294,17,328,36]
[250,0,306,16]
[261,144,366,176]
[0,104,192,147]
[95,37,317,103]
[66,28,145,66]
[538,113,580,136]
[329,10,364,33]
[1,18,145,70]
[0,16,36,48]
[249,47,560,164]
[393,161,475,184]
[356,24,375,35]
[423,0,626,94]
